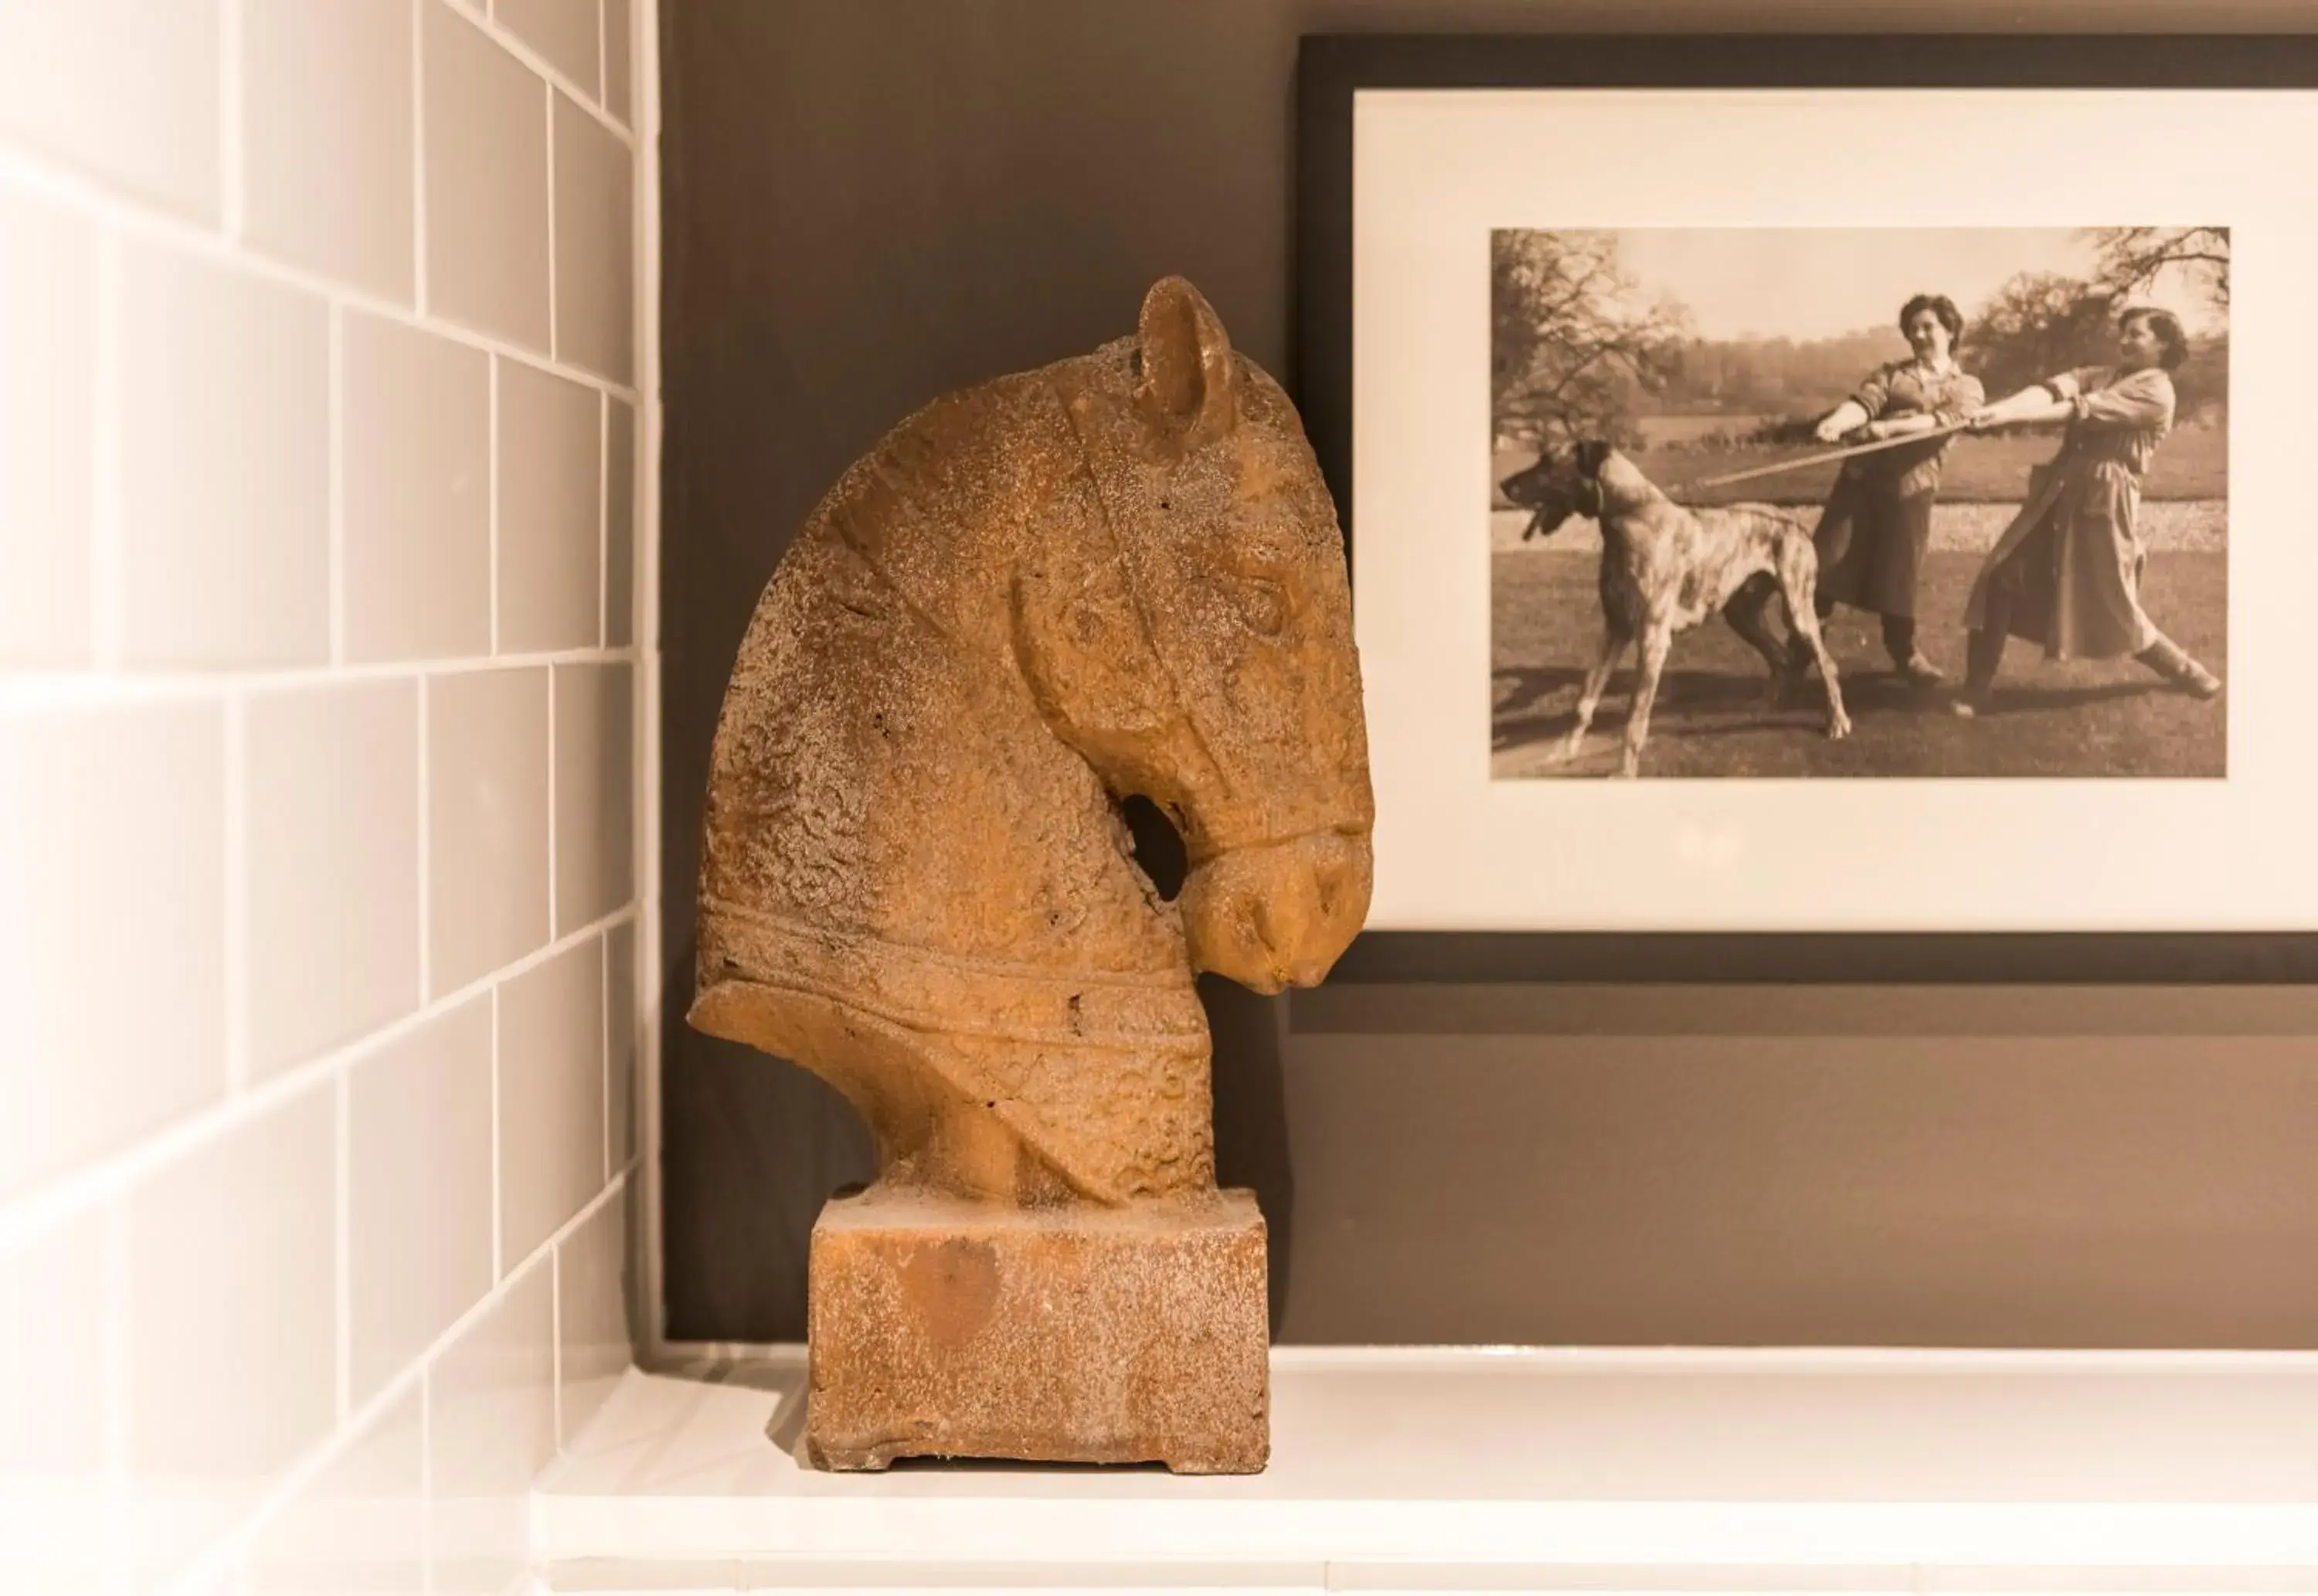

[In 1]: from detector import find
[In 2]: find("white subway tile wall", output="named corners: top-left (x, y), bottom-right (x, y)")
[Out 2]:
top-left (606, 396), bottom-right (637, 648)
top-left (427, 1257), bottom-right (556, 1596)
top-left (0, 0), bottom-right (223, 222)
top-left (494, 0), bottom-right (603, 100)
top-left (342, 311), bottom-right (495, 660)
top-left (118, 240), bottom-right (333, 668)
top-left (243, 679), bottom-right (423, 1078)
top-left (346, 1000), bottom-right (496, 1405)
top-left (556, 1183), bottom-right (632, 1445)
top-left (552, 90), bottom-right (636, 383)
top-left (0, 1206), bottom-right (111, 1595)
top-left (427, 665), bottom-right (553, 992)
top-left (555, 660), bottom-right (636, 932)
top-left (0, 704), bottom-right (227, 1195)
top-left (122, 1086), bottom-right (339, 1581)
top-left (241, 0), bottom-right (418, 304)
top-left (497, 358), bottom-right (604, 651)
top-left (604, 0), bottom-right (636, 124)
top-left (0, 1), bottom-right (647, 1591)
top-left (422, 1), bottom-right (552, 351)
top-left (0, 187), bottom-right (96, 666)
top-left (498, 940), bottom-right (610, 1268)
top-left (244, 1381), bottom-right (427, 1596)
top-left (607, 919), bottom-right (639, 1170)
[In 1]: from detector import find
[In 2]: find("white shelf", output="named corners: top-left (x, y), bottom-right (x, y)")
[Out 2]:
top-left (536, 1346), bottom-right (2318, 1592)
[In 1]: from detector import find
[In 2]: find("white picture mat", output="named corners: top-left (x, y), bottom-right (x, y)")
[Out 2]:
top-left (1352, 87), bottom-right (2318, 933)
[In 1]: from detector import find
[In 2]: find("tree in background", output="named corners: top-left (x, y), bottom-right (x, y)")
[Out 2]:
top-left (1660, 327), bottom-right (1908, 415)
top-left (1960, 270), bottom-right (2121, 401)
top-left (2090, 226), bottom-right (2229, 309)
top-left (1966, 235), bottom-right (2230, 423)
top-left (2092, 227), bottom-right (2229, 419)
top-left (2172, 334), bottom-right (2229, 421)
top-left (1491, 230), bottom-right (1689, 449)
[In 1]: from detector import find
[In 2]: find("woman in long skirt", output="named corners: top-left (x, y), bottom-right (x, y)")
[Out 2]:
top-left (1806, 294), bottom-right (1985, 685)
top-left (1951, 306), bottom-right (2221, 716)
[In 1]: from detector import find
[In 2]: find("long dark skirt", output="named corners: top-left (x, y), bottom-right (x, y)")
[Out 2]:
top-left (1963, 460), bottom-right (2157, 661)
top-left (1812, 468), bottom-right (1933, 620)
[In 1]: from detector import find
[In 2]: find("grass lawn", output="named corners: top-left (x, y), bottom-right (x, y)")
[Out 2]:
top-left (1491, 423), bottom-right (2228, 508)
top-left (1491, 548), bottom-right (2227, 779)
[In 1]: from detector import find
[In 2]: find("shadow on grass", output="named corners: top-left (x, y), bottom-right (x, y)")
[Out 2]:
top-left (1492, 661), bottom-right (1950, 752)
top-left (1972, 678), bottom-right (2167, 715)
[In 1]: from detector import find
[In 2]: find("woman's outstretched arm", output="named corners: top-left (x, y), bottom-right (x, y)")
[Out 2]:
top-left (2068, 369), bottom-right (2174, 432)
top-left (1814, 398), bottom-right (1871, 443)
top-left (1814, 365), bottom-right (1895, 443)
top-left (1969, 384), bottom-right (2075, 429)
top-left (1861, 411), bottom-right (1950, 440)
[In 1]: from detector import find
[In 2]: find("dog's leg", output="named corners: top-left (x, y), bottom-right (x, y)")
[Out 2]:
top-left (1616, 626), bottom-right (1674, 779)
top-left (1554, 620), bottom-right (1630, 763)
top-left (1776, 542), bottom-right (1851, 741)
top-left (1721, 574), bottom-right (1789, 705)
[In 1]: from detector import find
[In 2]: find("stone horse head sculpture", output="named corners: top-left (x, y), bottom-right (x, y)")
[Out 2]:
top-left (692, 277), bottom-right (1374, 1213)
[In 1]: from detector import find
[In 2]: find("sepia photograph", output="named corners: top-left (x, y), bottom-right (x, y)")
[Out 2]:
top-left (1331, 74), bottom-right (2318, 933)
top-left (1490, 226), bottom-right (2230, 780)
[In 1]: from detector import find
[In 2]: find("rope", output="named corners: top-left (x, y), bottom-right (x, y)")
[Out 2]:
top-left (1679, 420), bottom-right (1974, 494)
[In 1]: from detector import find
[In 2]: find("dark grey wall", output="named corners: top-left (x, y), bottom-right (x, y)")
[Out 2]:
top-left (658, 0), bottom-right (2318, 1346)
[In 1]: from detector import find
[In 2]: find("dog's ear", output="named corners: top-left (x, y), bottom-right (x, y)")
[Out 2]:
top-left (1575, 438), bottom-right (1613, 477)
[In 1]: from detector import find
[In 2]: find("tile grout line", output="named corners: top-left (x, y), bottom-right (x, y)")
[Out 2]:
top-left (491, 985), bottom-right (505, 1283)
top-left (607, 391), bottom-right (617, 648)
top-left (413, 0), bottom-right (429, 317)
top-left (545, 82), bottom-right (559, 362)
top-left (223, 694), bottom-right (249, 1094)
top-left (418, 683), bottom-right (433, 1002)
top-left (634, 0), bottom-right (668, 1357)
top-left (0, 648), bottom-right (646, 711)
top-left (489, 356), bottom-right (501, 655)
top-left (335, 1072), bottom-right (352, 1421)
top-left (100, 1196), bottom-right (131, 1596)
top-left (328, 304), bottom-right (346, 666)
top-left (600, 933), bottom-right (612, 1185)
top-left (441, 0), bottom-right (633, 143)
top-left (0, 141), bottom-right (637, 403)
top-left (547, 666), bottom-right (560, 938)
top-left (170, 1177), bottom-right (621, 1596)
top-left (90, 226), bottom-right (122, 668)
top-left (419, 1366), bottom-right (435, 1594)
top-left (219, 0), bottom-right (246, 242)
top-left (551, 1234), bottom-right (566, 1448)
top-left (0, 904), bottom-right (641, 1253)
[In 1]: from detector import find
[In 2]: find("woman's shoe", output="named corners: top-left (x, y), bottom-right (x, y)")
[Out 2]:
top-left (1895, 651), bottom-right (1946, 688)
top-left (2174, 660), bottom-right (2223, 700)
top-left (2137, 640), bottom-right (2222, 699)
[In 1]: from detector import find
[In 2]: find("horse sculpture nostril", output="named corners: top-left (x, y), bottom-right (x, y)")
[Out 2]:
top-left (1181, 830), bottom-right (1371, 993)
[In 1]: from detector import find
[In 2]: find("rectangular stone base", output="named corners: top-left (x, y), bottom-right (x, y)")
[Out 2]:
top-left (805, 1186), bottom-right (1269, 1474)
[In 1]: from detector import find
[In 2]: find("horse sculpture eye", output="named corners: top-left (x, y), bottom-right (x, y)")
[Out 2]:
top-left (1222, 575), bottom-right (1287, 637)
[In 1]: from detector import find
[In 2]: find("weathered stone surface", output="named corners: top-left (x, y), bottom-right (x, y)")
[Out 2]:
top-left (690, 277), bottom-right (1371, 1472)
top-left (806, 1187), bottom-right (1269, 1473)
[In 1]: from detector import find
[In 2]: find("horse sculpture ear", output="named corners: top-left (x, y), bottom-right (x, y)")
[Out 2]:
top-left (1134, 277), bottom-right (1236, 453)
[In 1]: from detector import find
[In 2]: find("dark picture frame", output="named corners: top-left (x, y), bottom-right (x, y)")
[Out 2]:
top-left (1295, 33), bottom-right (2318, 983)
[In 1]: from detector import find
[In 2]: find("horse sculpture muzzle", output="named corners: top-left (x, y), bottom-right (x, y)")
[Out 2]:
top-left (1180, 827), bottom-right (1371, 994)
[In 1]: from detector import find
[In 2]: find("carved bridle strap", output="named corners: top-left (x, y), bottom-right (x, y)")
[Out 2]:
top-left (1049, 376), bottom-right (1233, 837)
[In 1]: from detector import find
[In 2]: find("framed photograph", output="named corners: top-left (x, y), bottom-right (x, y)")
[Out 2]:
top-left (1298, 34), bottom-right (2318, 976)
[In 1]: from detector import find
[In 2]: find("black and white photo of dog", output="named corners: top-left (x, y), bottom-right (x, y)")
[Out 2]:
top-left (1500, 441), bottom-right (1850, 778)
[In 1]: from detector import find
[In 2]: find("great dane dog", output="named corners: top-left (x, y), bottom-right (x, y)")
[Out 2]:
top-left (1499, 439), bottom-right (1851, 778)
